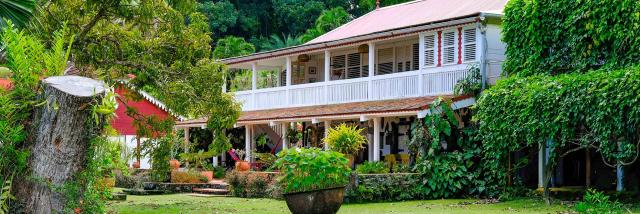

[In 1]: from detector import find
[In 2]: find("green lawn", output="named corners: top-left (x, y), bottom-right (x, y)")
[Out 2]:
top-left (106, 193), bottom-right (576, 214)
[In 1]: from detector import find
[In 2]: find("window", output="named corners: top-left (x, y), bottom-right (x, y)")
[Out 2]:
top-left (442, 31), bottom-right (456, 64)
top-left (463, 28), bottom-right (477, 62)
top-left (423, 34), bottom-right (436, 67)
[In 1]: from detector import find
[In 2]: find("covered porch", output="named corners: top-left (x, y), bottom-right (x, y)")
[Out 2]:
top-left (175, 95), bottom-right (476, 168)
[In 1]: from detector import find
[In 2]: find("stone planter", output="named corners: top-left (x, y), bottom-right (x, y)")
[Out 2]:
top-left (283, 186), bottom-right (345, 214)
top-left (169, 159), bottom-right (180, 170)
top-left (235, 161), bottom-right (250, 171)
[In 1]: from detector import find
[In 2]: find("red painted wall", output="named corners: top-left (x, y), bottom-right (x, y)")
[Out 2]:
top-left (111, 85), bottom-right (172, 135)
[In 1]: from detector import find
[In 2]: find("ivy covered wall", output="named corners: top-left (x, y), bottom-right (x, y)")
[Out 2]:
top-left (502, 0), bottom-right (640, 76)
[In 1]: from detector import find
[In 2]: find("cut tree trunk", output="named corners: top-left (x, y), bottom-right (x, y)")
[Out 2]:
top-left (14, 76), bottom-right (106, 214)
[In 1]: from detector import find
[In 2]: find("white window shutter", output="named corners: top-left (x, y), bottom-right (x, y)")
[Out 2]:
top-left (423, 34), bottom-right (435, 67)
top-left (442, 31), bottom-right (456, 64)
top-left (377, 48), bottom-right (394, 75)
top-left (463, 28), bottom-right (477, 62)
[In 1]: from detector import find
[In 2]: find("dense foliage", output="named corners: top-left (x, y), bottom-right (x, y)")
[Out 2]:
top-left (502, 0), bottom-right (640, 76)
top-left (355, 161), bottom-right (389, 174)
top-left (345, 174), bottom-right (421, 202)
top-left (225, 171), bottom-right (280, 198)
top-left (409, 98), bottom-right (486, 198)
top-left (273, 148), bottom-right (350, 193)
top-left (476, 66), bottom-right (640, 195)
top-left (324, 123), bottom-right (367, 155)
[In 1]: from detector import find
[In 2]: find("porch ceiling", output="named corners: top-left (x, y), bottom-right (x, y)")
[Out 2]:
top-left (175, 95), bottom-right (472, 127)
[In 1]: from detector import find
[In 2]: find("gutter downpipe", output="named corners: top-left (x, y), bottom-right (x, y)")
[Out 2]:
top-left (478, 15), bottom-right (488, 91)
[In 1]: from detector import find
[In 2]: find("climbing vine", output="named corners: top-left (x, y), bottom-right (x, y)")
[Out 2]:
top-left (502, 0), bottom-right (640, 76)
top-left (475, 66), bottom-right (640, 197)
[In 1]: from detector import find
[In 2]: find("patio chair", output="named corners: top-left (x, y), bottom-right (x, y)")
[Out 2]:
top-left (384, 155), bottom-right (397, 168)
top-left (398, 154), bottom-right (410, 165)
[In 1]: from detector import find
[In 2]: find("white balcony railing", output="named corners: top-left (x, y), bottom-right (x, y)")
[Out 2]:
top-left (233, 64), bottom-right (469, 111)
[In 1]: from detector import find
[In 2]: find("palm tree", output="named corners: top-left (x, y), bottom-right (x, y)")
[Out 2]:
top-left (213, 36), bottom-right (256, 59)
top-left (300, 7), bottom-right (352, 43)
top-left (0, 0), bottom-right (36, 28)
top-left (260, 34), bottom-right (302, 51)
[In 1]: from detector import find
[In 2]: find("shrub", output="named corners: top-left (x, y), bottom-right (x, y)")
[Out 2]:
top-left (575, 189), bottom-right (624, 214)
top-left (346, 174), bottom-right (422, 202)
top-left (274, 148), bottom-right (351, 193)
top-left (355, 161), bottom-right (389, 174)
top-left (255, 153), bottom-right (277, 170)
top-left (170, 171), bottom-right (208, 183)
top-left (225, 171), bottom-right (279, 198)
top-left (324, 124), bottom-right (367, 155)
top-left (213, 166), bottom-right (226, 179)
top-left (392, 164), bottom-right (412, 173)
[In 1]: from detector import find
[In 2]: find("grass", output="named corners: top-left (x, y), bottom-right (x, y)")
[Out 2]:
top-left (106, 193), bottom-right (574, 214)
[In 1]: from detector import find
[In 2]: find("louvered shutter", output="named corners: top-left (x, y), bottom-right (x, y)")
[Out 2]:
top-left (463, 28), bottom-right (477, 62)
top-left (442, 31), bottom-right (456, 64)
top-left (346, 53), bottom-right (361, 79)
top-left (412, 43), bottom-right (419, 70)
top-left (377, 48), bottom-right (394, 75)
top-left (423, 34), bottom-right (436, 67)
top-left (331, 55), bottom-right (345, 79)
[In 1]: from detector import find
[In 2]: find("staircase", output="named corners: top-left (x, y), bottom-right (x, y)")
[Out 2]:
top-left (192, 180), bottom-right (229, 196)
top-left (254, 124), bottom-right (285, 154)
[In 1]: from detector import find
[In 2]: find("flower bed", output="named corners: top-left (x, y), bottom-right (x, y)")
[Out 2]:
top-left (345, 173), bottom-right (422, 202)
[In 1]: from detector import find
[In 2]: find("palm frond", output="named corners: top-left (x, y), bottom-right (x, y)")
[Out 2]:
top-left (0, 0), bottom-right (36, 28)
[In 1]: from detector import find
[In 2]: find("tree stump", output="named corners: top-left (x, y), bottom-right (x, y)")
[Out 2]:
top-left (14, 76), bottom-right (106, 213)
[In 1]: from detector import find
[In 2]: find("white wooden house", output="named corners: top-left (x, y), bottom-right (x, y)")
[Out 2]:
top-left (177, 0), bottom-right (507, 167)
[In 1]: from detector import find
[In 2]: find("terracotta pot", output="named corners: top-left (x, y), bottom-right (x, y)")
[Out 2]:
top-left (132, 161), bottom-right (141, 169)
top-left (345, 154), bottom-right (354, 169)
top-left (283, 187), bottom-right (345, 214)
top-left (169, 159), bottom-right (180, 170)
top-left (200, 171), bottom-right (213, 181)
top-left (235, 161), bottom-right (250, 171)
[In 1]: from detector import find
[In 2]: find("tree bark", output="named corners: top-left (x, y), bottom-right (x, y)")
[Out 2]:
top-left (14, 76), bottom-right (106, 214)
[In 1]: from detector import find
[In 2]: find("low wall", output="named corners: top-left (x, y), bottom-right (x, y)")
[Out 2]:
top-left (142, 182), bottom-right (227, 193)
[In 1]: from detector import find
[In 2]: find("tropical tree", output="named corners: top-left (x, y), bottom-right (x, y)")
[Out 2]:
top-left (259, 34), bottom-right (301, 51)
top-left (213, 36), bottom-right (255, 59)
top-left (0, 0), bottom-right (35, 28)
top-left (300, 7), bottom-right (352, 43)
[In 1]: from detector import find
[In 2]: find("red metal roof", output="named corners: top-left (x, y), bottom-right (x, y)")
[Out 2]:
top-left (307, 0), bottom-right (508, 44)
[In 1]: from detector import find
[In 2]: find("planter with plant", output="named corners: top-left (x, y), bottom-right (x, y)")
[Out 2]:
top-left (180, 149), bottom-right (215, 181)
top-left (274, 148), bottom-right (351, 214)
top-left (234, 149), bottom-right (250, 171)
top-left (324, 123), bottom-right (367, 168)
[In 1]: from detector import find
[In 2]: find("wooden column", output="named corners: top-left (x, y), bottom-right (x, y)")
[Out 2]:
top-left (538, 143), bottom-right (544, 188)
top-left (324, 120), bottom-right (331, 150)
top-left (285, 56), bottom-right (292, 106)
top-left (367, 42), bottom-right (375, 100)
top-left (373, 117), bottom-right (381, 161)
top-left (282, 123), bottom-right (289, 150)
top-left (245, 125), bottom-right (252, 162)
top-left (418, 33), bottom-right (425, 95)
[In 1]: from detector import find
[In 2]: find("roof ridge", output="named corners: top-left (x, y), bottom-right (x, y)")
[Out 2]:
top-left (377, 0), bottom-right (426, 11)
top-left (307, 0), bottom-right (427, 44)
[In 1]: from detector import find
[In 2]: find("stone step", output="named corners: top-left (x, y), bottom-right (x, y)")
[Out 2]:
top-left (192, 188), bottom-right (230, 195)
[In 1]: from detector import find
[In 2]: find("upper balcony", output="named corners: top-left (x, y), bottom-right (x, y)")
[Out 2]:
top-left (226, 25), bottom-right (481, 112)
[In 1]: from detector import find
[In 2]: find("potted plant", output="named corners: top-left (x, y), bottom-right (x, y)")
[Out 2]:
top-left (180, 149), bottom-right (215, 181)
top-left (169, 141), bottom-right (181, 170)
top-left (274, 148), bottom-right (351, 214)
top-left (234, 149), bottom-right (250, 171)
top-left (324, 123), bottom-right (368, 167)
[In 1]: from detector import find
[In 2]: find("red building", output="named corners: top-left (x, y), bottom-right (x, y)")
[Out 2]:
top-left (110, 84), bottom-right (179, 169)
